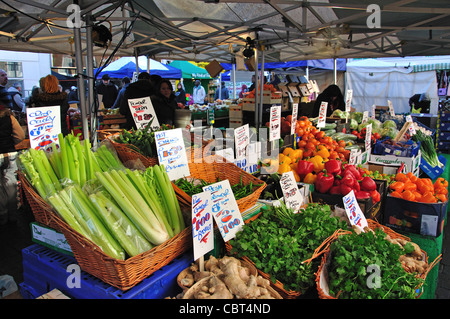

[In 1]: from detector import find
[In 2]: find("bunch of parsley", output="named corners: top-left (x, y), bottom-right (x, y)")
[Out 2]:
top-left (229, 203), bottom-right (348, 293)
top-left (327, 228), bottom-right (424, 299)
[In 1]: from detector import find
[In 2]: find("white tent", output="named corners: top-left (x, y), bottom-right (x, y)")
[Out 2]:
top-left (345, 58), bottom-right (439, 115)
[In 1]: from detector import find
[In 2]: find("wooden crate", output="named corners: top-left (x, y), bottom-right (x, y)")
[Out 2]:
top-left (229, 119), bottom-right (243, 128)
top-left (242, 90), bottom-right (282, 111)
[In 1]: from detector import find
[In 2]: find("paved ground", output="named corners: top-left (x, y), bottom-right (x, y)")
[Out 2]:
top-left (436, 219), bottom-right (450, 299)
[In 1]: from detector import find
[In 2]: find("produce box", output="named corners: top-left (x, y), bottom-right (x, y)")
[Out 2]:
top-left (311, 179), bottom-right (386, 220)
top-left (383, 196), bottom-right (448, 237)
top-left (420, 154), bottom-right (447, 180)
top-left (438, 121), bottom-right (450, 132)
top-left (21, 244), bottom-right (193, 299)
top-left (30, 222), bottom-right (72, 256)
top-left (438, 131), bottom-right (450, 141)
top-left (437, 141), bottom-right (450, 151)
top-left (368, 150), bottom-right (421, 176)
top-left (372, 138), bottom-right (420, 157)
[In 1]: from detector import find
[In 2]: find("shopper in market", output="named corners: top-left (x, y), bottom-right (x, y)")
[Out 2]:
top-left (119, 72), bottom-right (155, 130)
top-left (151, 78), bottom-right (179, 126)
top-left (192, 79), bottom-right (206, 105)
top-left (214, 81), bottom-right (229, 101)
top-left (239, 84), bottom-right (248, 98)
top-left (111, 76), bottom-right (130, 109)
top-left (8, 83), bottom-right (25, 113)
top-left (96, 74), bottom-right (118, 108)
top-left (67, 86), bottom-right (79, 103)
top-left (0, 69), bottom-right (13, 110)
top-left (312, 84), bottom-right (345, 117)
top-left (32, 74), bottom-right (70, 136)
top-left (0, 103), bottom-right (25, 225)
top-left (174, 82), bottom-right (187, 107)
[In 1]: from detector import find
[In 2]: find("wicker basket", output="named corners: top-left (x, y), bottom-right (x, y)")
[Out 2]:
top-left (224, 242), bottom-right (301, 299)
top-left (18, 170), bottom-right (193, 291)
top-left (110, 140), bottom-right (159, 168)
top-left (173, 161), bottom-right (266, 213)
top-left (97, 129), bottom-right (123, 141)
top-left (315, 219), bottom-right (435, 299)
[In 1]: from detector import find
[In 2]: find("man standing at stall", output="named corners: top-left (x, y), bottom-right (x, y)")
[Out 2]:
top-left (96, 74), bottom-right (118, 109)
top-left (0, 69), bottom-right (13, 109)
top-left (192, 80), bottom-right (206, 105)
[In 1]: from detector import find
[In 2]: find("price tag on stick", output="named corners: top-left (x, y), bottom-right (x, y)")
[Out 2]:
top-left (203, 180), bottom-right (243, 242)
top-left (317, 101), bottom-right (328, 129)
top-left (191, 192), bottom-right (214, 262)
top-left (291, 103), bottom-right (298, 135)
top-left (155, 128), bottom-right (190, 181)
top-left (343, 190), bottom-right (368, 232)
top-left (280, 171), bottom-right (304, 212)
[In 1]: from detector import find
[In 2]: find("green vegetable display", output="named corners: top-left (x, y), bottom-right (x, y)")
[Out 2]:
top-left (229, 203), bottom-right (348, 293)
top-left (412, 130), bottom-right (442, 168)
top-left (327, 228), bottom-right (424, 299)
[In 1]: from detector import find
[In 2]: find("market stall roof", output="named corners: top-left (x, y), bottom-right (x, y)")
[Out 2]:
top-left (220, 58), bottom-right (347, 71)
top-left (0, 1), bottom-right (450, 63)
top-left (94, 56), bottom-right (182, 79)
top-left (168, 60), bottom-right (211, 79)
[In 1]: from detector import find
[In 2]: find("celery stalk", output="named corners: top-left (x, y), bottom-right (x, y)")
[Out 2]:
top-left (35, 148), bottom-right (62, 192)
top-left (28, 148), bottom-right (57, 197)
top-left (75, 138), bottom-right (86, 186)
top-left (47, 192), bottom-right (88, 237)
top-left (66, 185), bottom-right (125, 260)
top-left (65, 136), bottom-right (79, 184)
top-left (18, 152), bottom-right (47, 198)
top-left (90, 191), bottom-right (153, 257)
top-left (95, 171), bottom-right (170, 245)
top-left (58, 133), bottom-right (70, 180)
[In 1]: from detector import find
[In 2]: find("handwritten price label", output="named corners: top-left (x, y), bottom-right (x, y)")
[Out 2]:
top-left (343, 190), bottom-right (368, 232)
top-left (128, 96), bottom-right (160, 130)
top-left (155, 128), bottom-right (190, 180)
top-left (191, 192), bottom-right (214, 260)
top-left (203, 180), bottom-right (243, 242)
top-left (27, 106), bottom-right (61, 151)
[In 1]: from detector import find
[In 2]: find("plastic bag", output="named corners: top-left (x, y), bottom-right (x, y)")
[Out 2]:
top-left (0, 275), bottom-right (18, 298)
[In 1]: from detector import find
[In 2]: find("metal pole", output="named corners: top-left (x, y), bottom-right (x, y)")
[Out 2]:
top-left (232, 63), bottom-right (236, 99)
top-left (258, 48), bottom-right (265, 130)
top-left (135, 49), bottom-right (140, 75)
top-left (85, 14), bottom-right (96, 149)
top-left (254, 48), bottom-right (259, 129)
top-left (334, 58), bottom-right (337, 84)
top-left (73, 26), bottom-right (89, 141)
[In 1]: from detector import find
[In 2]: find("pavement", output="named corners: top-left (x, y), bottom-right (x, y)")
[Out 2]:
top-left (436, 219), bottom-right (450, 298)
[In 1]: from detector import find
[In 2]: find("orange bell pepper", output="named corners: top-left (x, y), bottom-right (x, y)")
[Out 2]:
top-left (421, 191), bottom-right (438, 203)
top-left (412, 191), bottom-right (423, 202)
top-left (402, 190), bottom-right (415, 202)
top-left (434, 177), bottom-right (448, 190)
top-left (416, 179), bottom-right (433, 194)
top-left (389, 181), bottom-right (405, 193)
top-left (435, 187), bottom-right (448, 195)
top-left (395, 172), bottom-right (409, 183)
top-left (436, 193), bottom-right (448, 203)
top-left (406, 172), bottom-right (418, 182)
top-left (403, 182), bottom-right (417, 192)
top-left (390, 191), bottom-right (403, 198)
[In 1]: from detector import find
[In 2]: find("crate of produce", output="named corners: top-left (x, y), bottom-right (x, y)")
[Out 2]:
top-left (312, 179), bottom-right (387, 221)
top-left (229, 109), bottom-right (243, 120)
top-left (368, 151), bottom-right (421, 176)
top-left (172, 161), bottom-right (266, 213)
top-left (372, 138), bottom-right (420, 158)
top-left (420, 154), bottom-right (447, 180)
top-left (412, 119), bottom-right (436, 136)
top-left (21, 244), bottom-right (193, 299)
top-left (383, 195), bottom-right (448, 237)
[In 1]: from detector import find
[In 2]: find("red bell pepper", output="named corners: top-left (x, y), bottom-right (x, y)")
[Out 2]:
top-left (360, 176), bottom-right (377, 192)
top-left (324, 159), bottom-right (342, 176)
top-left (296, 160), bottom-right (314, 179)
top-left (329, 185), bottom-right (341, 194)
top-left (339, 184), bottom-right (353, 196)
top-left (370, 190), bottom-right (381, 203)
top-left (355, 190), bottom-right (371, 200)
top-left (315, 171), bottom-right (334, 194)
top-left (343, 164), bottom-right (362, 180)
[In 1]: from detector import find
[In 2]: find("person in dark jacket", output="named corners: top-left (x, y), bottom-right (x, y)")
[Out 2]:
top-left (119, 72), bottom-right (155, 130)
top-left (151, 79), bottom-right (178, 126)
top-left (0, 104), bottom-right (25, 224)
top-left (112, 76), bottom-right (130, 109)
top-left (214, 81), bottom-right (229, 100)
top-left (32, 74), bottom-right (70, 136)
top-left (67, 86), bottom-right (79, 103)
top-left (312, 84), bottom-right (345, 118)
top-left (174, 82), bottom-right (187, 106)
top-left (96, 74), bottom-right (118, 108)
top-left (0, 69), bottom-right (13, 109)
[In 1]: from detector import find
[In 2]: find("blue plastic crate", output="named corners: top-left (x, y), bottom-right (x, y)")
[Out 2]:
top-left (420, 154), bottom-right (447, 180)
top-left (19, 282), bottom-right (41, 299)
top-left (22, 244), bottom-right (193, 299)
top-left (439, 122), bottom-right (450, 132)
top-left (438, 131), bottom-right (450, 141)
top-left (413, 119), bottom-right (436, 136)
top-left (440, 112), bottom-right (450, 122)
top-left (437, 141), bottom-right (450, 151)
top-left (373, 138), bottom-right (420, 157)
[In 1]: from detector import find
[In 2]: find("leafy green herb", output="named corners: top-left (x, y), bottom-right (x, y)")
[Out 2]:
top-left (229, 203), bottom-right (348, 293)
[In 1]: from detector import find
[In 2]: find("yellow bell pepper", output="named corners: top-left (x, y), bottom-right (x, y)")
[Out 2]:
top-left (316, 144), bottom-right (330, 159)
top-left (303, 172), bottom-right (317, 184)
top-left (292, 170), bottom-right (301, 182)
top-left (308, 155), bottom-right (325, 173)
top-left (277, 162), bottom-right (291, 174)
top-left (282, 147), bottom-right (295, 157)
top-left (290, 149), bottom-right (303, 162)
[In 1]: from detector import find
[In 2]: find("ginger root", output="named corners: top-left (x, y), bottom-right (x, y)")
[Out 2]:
top-left (385, 235), bottom-right (427, 274)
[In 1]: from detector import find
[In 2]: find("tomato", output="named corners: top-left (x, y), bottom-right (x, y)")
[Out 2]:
top-left (338, 140), bottom-right (346, 148)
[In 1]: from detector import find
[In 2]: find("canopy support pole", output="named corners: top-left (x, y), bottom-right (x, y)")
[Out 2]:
top-left (258, 48), bottom-right (265, 130)
top-left (232, 62), bottom-right (236, 99)
top-left (334, 58), bottom-right (337, 84)
top-left (134, 49), bottom-right (140, 75)
top-left (254, 48), bottom-right (259, 129)
top-left (73, 25), bottom-right (89, 143)
top-left (85, 14), bottom-right (97, 149)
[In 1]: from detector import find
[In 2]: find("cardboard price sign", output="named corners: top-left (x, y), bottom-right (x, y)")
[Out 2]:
top-left (155, 128), bottom-right (190, 180)
top-left (280, 171), bottom-right (304, 212)
top-left (27, 106), bottom-right (61, 151)
top-left (234, 124), bottom-right (250, 160)
top-left (128, 97), bottom-right (160, 130)
top-left (191, 192), bottom-right (214, 261)
top-left (343, 190), bottom-right (368, 232)
top-left (269, 105), bottom-right (281, 141)
top-left (203, 180), bottom-right (243, 242)
top-left (317, 101), bottom-right (328, 128)
top-left (291, 103), bottom-right (298, 135)
top-left (345, 89), bottom-right (353, 113)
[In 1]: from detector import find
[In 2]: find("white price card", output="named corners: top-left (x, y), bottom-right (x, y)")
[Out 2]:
top-left (365, 123), bottom-right (372, 151)
top-left (234, 124), bottom-right (250, 159)
top-left (405, 115), bottom-right (416, 135)
top-left (203, 180), bottom-right (243, 242)
top-left (371, 104), bottom-right (376, 119)
top-left (317, 101), bottom-right (328, 128)
top-left (280, 171), bottom-right (304, 212)
top-left (155, 128), bottom-right (190, 180)
top-left (269, 104), bottom-right (281, 142)
top-left (349, 148), bottom-right (360, 165)
top-left (128, 96), bottom-right (160, 130)
top-left (191, 192), bottom-right (214, 261)
top-left (362, 111), bottom-right (368, 123)
top-left (27, 106), bottom-right (61, 151)
top-left (345, 89), bottom-right (353, 113)
top-left (343, 190), bottom-right (368, 232)
top-left (388, 100), bottom-right (395, 116)
top-left (291, 103), bottom-right (298, 135)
